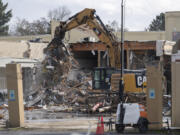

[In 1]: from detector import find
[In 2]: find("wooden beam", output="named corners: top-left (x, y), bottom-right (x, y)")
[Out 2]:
top-left (124, 43), bottom-right (156, 50)
top-left (70, 42), bottom-right (106, 51)
top-left (70, 41), bottom-right (156, 52)
top-left (98, 51), bottom-right (101, 67)
top-left (126, 49), bottom-right (130, 69)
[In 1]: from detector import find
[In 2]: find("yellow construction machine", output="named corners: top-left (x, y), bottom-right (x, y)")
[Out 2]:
top-left (50, 8), bottom-right (146, 93)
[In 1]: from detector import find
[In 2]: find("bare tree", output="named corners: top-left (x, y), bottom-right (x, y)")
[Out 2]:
top-left (12, 5), bottom-right (71, 36)
top-left (108, 20), bottom-right (120, 32)
top-left (107, 20), bottom-right (128, 32)
top-left (48, 6), bottom-right (71, 21)
top-left (31, 18), bottom-right (50, 34)
top-left (15, 18), bottom-right (32, 36)
top-left (14, 18), bottom-right (50, 36)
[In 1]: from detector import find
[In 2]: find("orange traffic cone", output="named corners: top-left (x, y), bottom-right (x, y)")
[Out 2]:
top-left (100, 116), bottom-right (104, 132)
top-left (96, 116), bottom-right (104, 135)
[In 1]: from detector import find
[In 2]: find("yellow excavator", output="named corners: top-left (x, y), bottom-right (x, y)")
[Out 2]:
top-left (53, 8), bottom-right (119, 67)
top-left (49, 8), bottom-right (146, 93)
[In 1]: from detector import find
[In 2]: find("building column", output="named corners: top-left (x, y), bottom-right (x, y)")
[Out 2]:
top-left (146, 64), bottom-right (163, 130)
top-left (6, 64), bottom-right (24, 127)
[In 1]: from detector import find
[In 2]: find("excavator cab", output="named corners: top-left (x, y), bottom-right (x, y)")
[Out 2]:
top-left (92, 67), bottom-right (116, 90)
top-left (92, 67), bottom-right (147, 92)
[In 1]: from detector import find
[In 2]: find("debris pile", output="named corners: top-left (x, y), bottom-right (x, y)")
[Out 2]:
top-left (24, 26), bottom-right (148, 114)
top-left (24, 27), bottom-right (112, 113)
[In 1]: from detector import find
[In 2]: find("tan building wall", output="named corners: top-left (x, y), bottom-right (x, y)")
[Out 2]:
top-left (0, 35), bottom-right (51, 42)
top-left (118, 31), bottom-right (165, 41)
top-left (0, 41), bottom-right (47, 61)
top-left (51, 20), bottom-right (166, 42)
top-left (172, 61), bottom-right (180, 127)
top-left (66, 29), bottom-right (165, 42)
top-left (51, 20), bottom-right (99, 43)
top-left (165, 11), bottom-right (180, 41)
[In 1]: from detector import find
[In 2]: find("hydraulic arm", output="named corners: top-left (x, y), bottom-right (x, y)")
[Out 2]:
top-left (54, 8), bottom-right (119, 67)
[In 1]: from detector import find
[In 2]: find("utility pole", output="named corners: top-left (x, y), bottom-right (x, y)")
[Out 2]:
top-left (119, 0), bottom-right (124, 102)
top-left (117, 0), bottom-right (125, 132)
top-left (120, 0), bottom-right (124, 81)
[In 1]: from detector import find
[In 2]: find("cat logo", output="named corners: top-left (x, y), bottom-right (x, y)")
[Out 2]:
top-left (136, 75), bottom-right (147, 87)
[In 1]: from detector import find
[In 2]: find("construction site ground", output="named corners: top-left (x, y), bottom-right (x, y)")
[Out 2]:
top-left (0, 126), bottom-right (179, 135)
top-left (0, 108), bottom-right (177, 135)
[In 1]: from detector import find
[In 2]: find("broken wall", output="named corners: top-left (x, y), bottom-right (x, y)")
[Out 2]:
top-left (129, 50), bottom-right (158, 69)
top-left (0, 68), bottom-right (6, 90)
top-left (0, 66), bottom-right (42, 99)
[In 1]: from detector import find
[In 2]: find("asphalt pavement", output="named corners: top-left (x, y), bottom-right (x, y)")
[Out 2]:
top-left (0, 129), bottom-right (172, 135)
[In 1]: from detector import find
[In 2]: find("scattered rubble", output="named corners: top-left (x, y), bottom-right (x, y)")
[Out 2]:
top-left (24, 29), bottom-right (110, 113)
top-left (22, 37), bottom-right (150, 113)
top-left (22, 31), bottom-right (126, 114)
top-left (20, 26), bottom-right (170, 116)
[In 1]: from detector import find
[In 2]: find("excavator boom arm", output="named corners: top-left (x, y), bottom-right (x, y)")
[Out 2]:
top-left (55, 8), bottom-right (119, 67)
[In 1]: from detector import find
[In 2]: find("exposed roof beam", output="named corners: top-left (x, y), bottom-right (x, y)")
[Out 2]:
top-left (70, 41), bottom-right (156, 51)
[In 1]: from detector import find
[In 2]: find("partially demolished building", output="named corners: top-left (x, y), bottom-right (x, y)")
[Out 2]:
top-left (0, 11), bottom-right (180, 115)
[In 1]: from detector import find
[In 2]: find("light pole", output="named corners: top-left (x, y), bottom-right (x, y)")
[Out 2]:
top-left (120, 0), bottom-right (124, 82)
top-left (117, 0), bottom-right (125, 132)
top-left (119, 0), bottom-right (125, 106)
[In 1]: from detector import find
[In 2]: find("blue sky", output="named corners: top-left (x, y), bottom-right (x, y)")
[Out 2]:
top-left (3, 0), bottom-right (180, 31)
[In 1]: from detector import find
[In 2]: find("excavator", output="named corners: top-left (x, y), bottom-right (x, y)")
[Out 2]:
top-left (50, 8), bottom-right (147, 93)
top-left (53, 8), bottom-right (119, 67)
top-left (47, 8), bottom-right (148, 133)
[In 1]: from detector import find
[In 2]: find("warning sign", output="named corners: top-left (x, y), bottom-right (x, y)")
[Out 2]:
top-left (149, 88), bottom-right (155, 99)
top-left (9, 90), bottom-right (15, 101)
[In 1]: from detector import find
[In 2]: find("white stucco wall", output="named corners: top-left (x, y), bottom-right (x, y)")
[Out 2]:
top-left (165, 11), bottom-right (180, 41)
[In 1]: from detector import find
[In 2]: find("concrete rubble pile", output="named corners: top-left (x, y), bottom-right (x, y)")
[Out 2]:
top-left (24, 33), bottom-right (111, 113)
